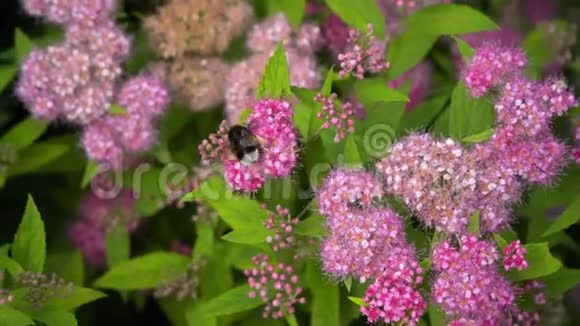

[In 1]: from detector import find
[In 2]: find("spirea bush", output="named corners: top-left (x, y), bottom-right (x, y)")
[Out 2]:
top-left (0, 0), bottom-right (580, 325)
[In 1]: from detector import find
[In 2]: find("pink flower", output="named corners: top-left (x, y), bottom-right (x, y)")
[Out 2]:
top-left (21, 0), bottom-right (117, 26)
top-left (463, 44), bottom-right (526, 97)
top-left (115, 74), bottom-right (170, 120)
top-left (263, 205), bottom-right (299, 252)
top-left (503, 240), bottom-right (528, 271)
top-left (338, 24), bottom-right (389, 79)
top-left (244, 255), bottom-right (305, 319)
top-left (81, 120), bottom-right (124, 169)
top-left (388, 61), bottom-right (432, 110)
top-left (321, 14), bottom-right (350, 55)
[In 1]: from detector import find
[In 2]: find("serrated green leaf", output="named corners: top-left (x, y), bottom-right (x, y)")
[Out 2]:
top-left (452, 36), bottom-right (475, 61)
top-left (198, 285), bottom-right (262, 317)
top-left (15, 28), bottom-right (35, 63)
top-left (509, 243), bottom-right (561, 281)
top-left (388, 30), bottom-right (437, 80)
top-left (12, 195), bottom-right (45, 273)
top-left (109, 104), bottom-right (128, 115)
top-left (0, 305), bottom-right (34, 326)
top-left (542, 194), bottom-right (580, 237)
top-left (1, 118), bottom-right (48, 150)
top-left (94, 252), bottom-right (189, 290)
top-left (353, 78), bottom-right (409, 106)
top-left (400, 95), bottom-right (449, 132)
top-left (0, 65), bottom-right (17, 92)
top-left (0, 255), bottom-right (24, 277)
top-left (268, 0), bottom-right (305, 28)
top-left (256, 43), bottom-right (291, 99)
top-left (542, 268), bottom-right (580, 298)
top-left (221, 228), bottom-right (271, 245)
top-left (6, 143), bottom-right (70, 177)
top-left (461, 128), bottom-right (495, 143)
top-left (105, 226), bottom-right (130, 268)
top-left (324, 0), bottom-right (385, 38)
top-left (294, 213), bottom-right (326, 237)
top-left (347, 296), bottom-right (366, 307)
top-left (29, 309), bottom-right (77, 326)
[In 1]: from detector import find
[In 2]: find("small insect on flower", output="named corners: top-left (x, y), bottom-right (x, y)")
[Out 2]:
top-left (227, 125), bottom-right (263, 166)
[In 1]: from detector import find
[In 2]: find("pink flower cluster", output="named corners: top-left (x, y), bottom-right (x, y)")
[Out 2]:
top-left (338, 24), bottom-right (389, 79)
top-left (17, 0), bottom-right (170, 169)
top-left (360, 251), bottom-right (426, 325)
top-left (512, 280), bottom-right (547, 324)
top-left (200, 99), bottom-right (298, 192)
top-left (81, 74), bottom-right (170, 169)
top-left (68, 190), bottom-right (141, 269)
top-left (376, 133), bottom-right (521, 234)
top-left (573, 122), bottom-right (580, 164)
top-left (225, 13), bottom-right (322, 123)
top-left (316, 168), bottom-right (426, 323)
top-left (432, 235), bottom-right (517, 324)
top-left (245, 254), bottom-right (305, 319)
top-left (463, 45), bottom-right (576, 186)
top-left (313, 93), bottom-right (355, 142)
top-left (263, 205), bottom-right (299, 252)
top-left (503, 240), bottom-right (528, 271)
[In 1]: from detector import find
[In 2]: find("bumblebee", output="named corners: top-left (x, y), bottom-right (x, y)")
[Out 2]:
top-left (227, 125), bottom-right (261, 165)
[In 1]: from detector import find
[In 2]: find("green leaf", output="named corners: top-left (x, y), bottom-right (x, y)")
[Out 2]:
top-left (94, 252), bottom-right (190, 290)
top-left (0, 65), bottom-right (17, 92)
top-left (468, 211), bottom-right (480, 234)
top-left (268, 0), bottom-right (305, 28)
top-left (542, 194), bottom-right (580, 237)
top-left (29, 309), bottom-right (77, 326)
top-left (406, 4), bottom-right (498, 36)
top-left (12, 195), bottom-right (46, 273)
top-left (185, 302), bottom-right (217, 326)
top-left (509, 243), bottom-right (561, 281)
top-left (80, 161), bottom-right (99, 188)
top-left (353, 78), bottom-right (409, 106)
top-left (452, 36), bottom-right (475, 61)
top-left (449, 81), bottom-right (495, 139)
top-left (387, 31), bottom-right (438, 80)
top-left (6, 143), bottom-right (70, 177)
top-left (307, 263), bottom-right (340, 326)
top-left (461, 128), bottom-right (495, 143)
top-left (238, 108), bottom-right (252, 124)
top-left (15, 28), bottom-right (35, 63)
top-left (105, 226), bottom-right (130, 268)
top-left (109, 104), bottom-right (128, 115)
top-left (1, 118), bottom-right (48, 150)
top-left (344, 277), bottom-right (352, 292)
top-left (43, 287), bottom-right (105, 311)
top-left (343, 134), bottom-right (363, 166)
top-left (541, 268), bottom-right (580, 298)
top-left (400, 95), bottom-right (449, 132)
top-left (522, 20), bottom-right (571, 79)
top-left (221, 228), bottom-right (271, 245)
top-left (324, 0), bottom-right (385, 38)
top-left (0, 305), bottom-right (34, 326)
top-left (0, 255), bottom-right (24, 277)
top-left (255, 43), bottom-right (291, 99)
top-left (285, 313), bottom-right (299, 326)
top-left (493, 234), bottom-right (509, 249)
top-left (44, 251), bottom-right (84, 286)
top-left (294, 213), bottom-right (326, 237)
top-left (347, 296), bottom-right (366, 307)
top-left (198, 285), bottom-right (262, 317)
top-left (428, 304), bottom-right (447, 326)
top-left (321, 67), bottom-right (334, 97)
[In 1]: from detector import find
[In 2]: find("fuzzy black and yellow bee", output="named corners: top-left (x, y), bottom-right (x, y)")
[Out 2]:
top-left (227, 125), bottom-right (262, 165)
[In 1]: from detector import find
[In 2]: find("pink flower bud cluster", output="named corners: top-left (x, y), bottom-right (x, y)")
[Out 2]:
top-left (225, 13), bottom-right (322, 123)
top-left (432, 235), bottom-right (517, 324)
top-left (68, 190), bottom-right (141, 269)
top-left (245, 254), bottom-right (306, 319)
top-left (313, 93), bottom-right (355, 142)
top-left (338, 24), bottom-right (389, 79)
top-left (200, 99), bottom-right (298, 192)
top-left (21, 0), bottom-right (117, 26)
top-left (262, 205), bottom-right (299, 252)
top-left (154, 259), bottom-right (204, 301)
top-left (512, 280), bottom-right (547, 324)
top-left (15, 272), bottom-right (74, 308)
top-left (360, 250), bottom-right (426, 325)
top-left (81, 74), bottom-right (170, 169)
top-left (0, 289), bottom-right (13, 305)
top-left (503, 240), bottom-right (528, 271)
